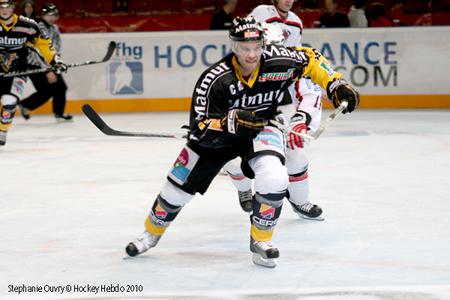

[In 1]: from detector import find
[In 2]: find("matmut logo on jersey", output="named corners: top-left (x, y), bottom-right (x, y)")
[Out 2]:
top-left (0, 36), bottom-right (28, 46)
top-left (108, 42), bottom-right (143, 95)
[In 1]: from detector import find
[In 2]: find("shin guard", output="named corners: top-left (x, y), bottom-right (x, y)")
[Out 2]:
top-left (250, 193), bottom-right (284, 242)
top-left (145, 194), bottom-right (182, 236)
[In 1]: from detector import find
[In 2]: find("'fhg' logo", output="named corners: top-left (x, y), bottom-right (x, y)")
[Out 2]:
top-left (108, 42), bottom-right (143, 95)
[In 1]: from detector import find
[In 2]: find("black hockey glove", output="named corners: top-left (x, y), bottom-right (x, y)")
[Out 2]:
top-left (327, 78), bottom-right (360, 113)
top-left (222, 109), bottom-right (268, 138)
top-left (51, 56), bottom-right (68, 74)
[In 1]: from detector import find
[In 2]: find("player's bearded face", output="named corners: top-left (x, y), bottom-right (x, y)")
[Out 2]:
top-left (234, 40), bottom-right (264, 74)
top-left (0, 3), bottom-right (14, 20)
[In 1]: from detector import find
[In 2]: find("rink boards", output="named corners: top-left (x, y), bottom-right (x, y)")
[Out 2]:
top-left (23, 27), bottom-right (450, 113)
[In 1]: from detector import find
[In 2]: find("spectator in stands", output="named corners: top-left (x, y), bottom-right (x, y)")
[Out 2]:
top-left (367, 2), bottom-right (392, 27)
top-left (210, 0), bottom-right (238, 30)
top-left (303, 0), bottom-right (319, 9)
top-left (20, 0), bottom-right (36, 19)
top-left (320, 0), bottom-right (350, 27)
top-left (348, 0), bottom-right (368, 27)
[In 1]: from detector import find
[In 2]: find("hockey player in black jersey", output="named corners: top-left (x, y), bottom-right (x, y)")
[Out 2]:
top-left (0, 0), bottom-right (66, 146)
top-left (125, 16), bottom-right (359, 268)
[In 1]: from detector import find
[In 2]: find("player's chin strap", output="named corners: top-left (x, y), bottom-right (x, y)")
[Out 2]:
top-left (270, 101), bottom-right (348, 141)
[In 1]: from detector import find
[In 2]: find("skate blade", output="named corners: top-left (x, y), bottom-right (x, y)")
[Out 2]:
top-left (252, 253), bottom-right (277, 268)
top-left (299, 214), bottom-right (325, 221)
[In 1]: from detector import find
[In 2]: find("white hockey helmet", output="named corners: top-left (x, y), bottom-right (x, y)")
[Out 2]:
top-left (261, 22), bottom-right (285, 45)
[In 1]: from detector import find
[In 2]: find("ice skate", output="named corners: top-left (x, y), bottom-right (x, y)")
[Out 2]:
top-left (0, 131), bottom-right (7, 146)
top-left (250, 237), bottom-right (279, 268)
top-left (238, 189), bottom-right (253, 213)
top-left (55, 113), bottom-right (73, 121)
top-left (125, 231), bottom-right (161, 257)
top-left (290, 201), bottom-right (324, 221)
top-left (18, 104), bottom-right (30, 120)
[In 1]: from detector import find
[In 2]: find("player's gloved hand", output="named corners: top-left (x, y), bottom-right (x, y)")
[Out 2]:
top-left (287, 111), bottom-right (311, 149)
top-left (327, 78), bottom-right (360, 113)
top-left (51, 57), bottom-right (68, 74)
top-left (222, 109), bottom-right (268, 138)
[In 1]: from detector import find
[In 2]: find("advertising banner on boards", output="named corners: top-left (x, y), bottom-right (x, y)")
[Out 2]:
top-left (24, 27), bottom-right (450, 111)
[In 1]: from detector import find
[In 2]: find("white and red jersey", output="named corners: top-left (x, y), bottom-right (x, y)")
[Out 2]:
top-left (249, 4), bottom-right (303, 47)
top-left (250, 5), bottom-right (322, 134)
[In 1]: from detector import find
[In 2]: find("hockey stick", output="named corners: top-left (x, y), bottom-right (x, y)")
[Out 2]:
top-left (82, 104), bottom-right (184, 139)
top-left (307, 101), bottom-right (348, 140)
top-left (270, 101), bottom-right (348, 141)
top-left (0, 41), bottom-right (116, 78)
top-left (83, 100), bottom-right (347, 140)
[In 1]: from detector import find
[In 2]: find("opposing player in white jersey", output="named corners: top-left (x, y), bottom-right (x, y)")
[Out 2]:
top-left (223, 0), bottom-right (325, 220)
top-left (250, 0), bottom-right (303, 47)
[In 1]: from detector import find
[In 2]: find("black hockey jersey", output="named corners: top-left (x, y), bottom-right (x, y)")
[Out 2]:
top-left (0, 14), bottom-right (56, 73)
top-left (189, 44), bottom-right (341, 148)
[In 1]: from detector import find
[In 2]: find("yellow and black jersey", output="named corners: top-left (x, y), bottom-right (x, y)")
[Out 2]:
top-left (0, 14), bottom-right (56, 73)
top-left (189, 44), bottom-right (342, 148)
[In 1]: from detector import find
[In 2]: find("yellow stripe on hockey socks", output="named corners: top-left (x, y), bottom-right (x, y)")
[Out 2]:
top-left (0, 123), bottom-right (10, 131)
top-left (251, 225), bottom-right (273, 242)
top-left (144, 218), bottom-right (166, 236)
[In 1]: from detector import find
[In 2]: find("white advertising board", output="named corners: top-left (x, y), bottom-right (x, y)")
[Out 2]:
top-left (23, 27), bottom-right (450, 107)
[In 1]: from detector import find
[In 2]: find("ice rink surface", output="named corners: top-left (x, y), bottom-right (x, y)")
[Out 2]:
top-left (1, 109), bottom-right (450, 300)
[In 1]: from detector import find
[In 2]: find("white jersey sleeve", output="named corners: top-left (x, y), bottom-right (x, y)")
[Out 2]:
top-left (296, 79), bottom-right (323, 133)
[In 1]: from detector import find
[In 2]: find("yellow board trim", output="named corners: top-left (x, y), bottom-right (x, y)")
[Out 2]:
top-left (22, 95), bottom-right (450, 115)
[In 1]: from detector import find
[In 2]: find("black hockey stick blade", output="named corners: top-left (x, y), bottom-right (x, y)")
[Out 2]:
top-left (82, 104), bottom-right (181, 139)
top-left (102, 41), bottom-right (117, 62)
top-left (67, 41), bottom-right (116, 68)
